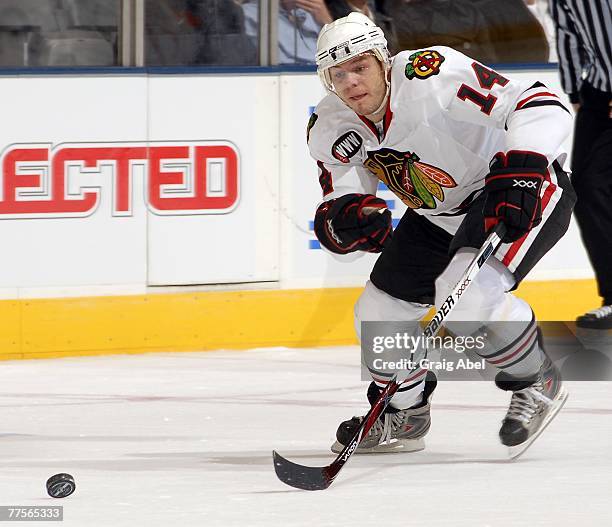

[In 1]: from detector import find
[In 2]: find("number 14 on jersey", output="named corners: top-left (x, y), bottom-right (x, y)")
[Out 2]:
top-left (457, 62), bottom-right (509, 115)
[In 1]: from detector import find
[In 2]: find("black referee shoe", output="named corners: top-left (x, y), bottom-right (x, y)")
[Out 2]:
top-left (576, 305), bottom-right (612, 329)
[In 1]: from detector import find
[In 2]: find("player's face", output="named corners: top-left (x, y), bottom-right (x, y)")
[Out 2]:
top-left (329, 54), bottom-right (386, 117)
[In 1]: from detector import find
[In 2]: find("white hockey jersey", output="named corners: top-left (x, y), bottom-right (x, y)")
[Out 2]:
top-left (307, 46), bottom-right (573, 233)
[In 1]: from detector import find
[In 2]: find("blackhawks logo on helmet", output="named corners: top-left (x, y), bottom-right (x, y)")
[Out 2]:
top-left (364, 148), bottom-right (456, 209)
top-left (405, 50), bottom-right (445, 80)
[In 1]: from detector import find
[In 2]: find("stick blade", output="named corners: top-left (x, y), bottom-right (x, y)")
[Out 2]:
top-left (272, 450), bottom-right (334, 491)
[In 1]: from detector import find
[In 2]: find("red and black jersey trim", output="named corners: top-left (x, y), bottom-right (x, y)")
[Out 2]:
top-left (514, 85), bottom-right (570, 114)
top-left (509, 160), bottom-right (575, 282)
top-left (382, 98), bottom-right (393, 140)
top-left (317, 161), bottom-right (334, 196)
top-left (358, 114), bottom-right (379, 141)
top-left (357, 96), bottom-right (394, 142)
top-left (518, 99), bottom-right (571, 114)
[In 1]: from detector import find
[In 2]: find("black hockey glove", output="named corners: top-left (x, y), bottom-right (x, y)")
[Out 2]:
top-left (483, 151), bottom-right (547, 243)
top-left (314, 193), bottom-right (392, 254)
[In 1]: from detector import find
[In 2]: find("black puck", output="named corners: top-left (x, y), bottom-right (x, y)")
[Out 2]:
top-left (46, 473), bottom-right (76, 498)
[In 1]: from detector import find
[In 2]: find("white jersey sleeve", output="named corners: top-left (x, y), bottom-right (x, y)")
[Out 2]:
top-left (306, 97), bottom-right (383, 261)
top-left (395, 46), bottom-right (573, 164)
top-left (307, 95), bottom-right (379, 203)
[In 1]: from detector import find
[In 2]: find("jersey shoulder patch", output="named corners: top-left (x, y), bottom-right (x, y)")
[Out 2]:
top-left (331, 130), bottom-right (363, 163)
top-left (404, 49), bottom-right (446, 80)
top-left (308, 95), bottom-right (366, 164)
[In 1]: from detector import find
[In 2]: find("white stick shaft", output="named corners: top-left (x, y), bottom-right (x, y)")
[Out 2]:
top-left (423, 223), bottom-right (506, 339)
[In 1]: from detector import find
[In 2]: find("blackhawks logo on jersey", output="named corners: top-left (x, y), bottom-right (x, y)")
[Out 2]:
top-left (364, 148), bottom-right (456, 209)
top-left (405, 50), bottom-right (445, 80)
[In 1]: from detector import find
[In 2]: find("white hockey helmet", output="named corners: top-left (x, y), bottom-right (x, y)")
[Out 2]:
top-left (316, 12), bottom-right (390, 92)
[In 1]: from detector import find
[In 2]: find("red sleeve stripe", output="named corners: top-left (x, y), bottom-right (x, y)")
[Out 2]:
top-left (515, 91), bottom-right (559, 110)
top-left (317, 161), bottom-right (334, 196)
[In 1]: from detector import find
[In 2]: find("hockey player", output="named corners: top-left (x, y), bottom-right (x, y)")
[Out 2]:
top-left (308, 12), bottom-right (576, 456)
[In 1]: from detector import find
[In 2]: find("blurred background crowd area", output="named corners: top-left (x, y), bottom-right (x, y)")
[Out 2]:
top-left (0, 0), bottom-right (556, 68)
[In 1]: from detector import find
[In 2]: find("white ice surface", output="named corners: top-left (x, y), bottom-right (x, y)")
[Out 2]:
top-left (0, 347), bottom-right (610, 527)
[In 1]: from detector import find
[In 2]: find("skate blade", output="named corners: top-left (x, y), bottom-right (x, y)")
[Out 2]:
top-left (507, 386), bottom-right (569, 461)
top-left (330, 437), bottom-right (425, 455)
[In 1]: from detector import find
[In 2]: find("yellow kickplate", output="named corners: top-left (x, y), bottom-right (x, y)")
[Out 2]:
top-left (0, 279), bottom-right (599, 360)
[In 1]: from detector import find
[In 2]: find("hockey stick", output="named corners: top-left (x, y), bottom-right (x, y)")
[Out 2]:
top-left (272, 222), bottom-right (507, 491)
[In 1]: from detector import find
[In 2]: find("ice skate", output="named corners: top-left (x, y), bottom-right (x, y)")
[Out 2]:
top-left (576, 305), bottom-right (612, 330)
top-left (495, 356), bottom-right (568, 460)
top-left (331, 372), bottom-right (436, 454)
